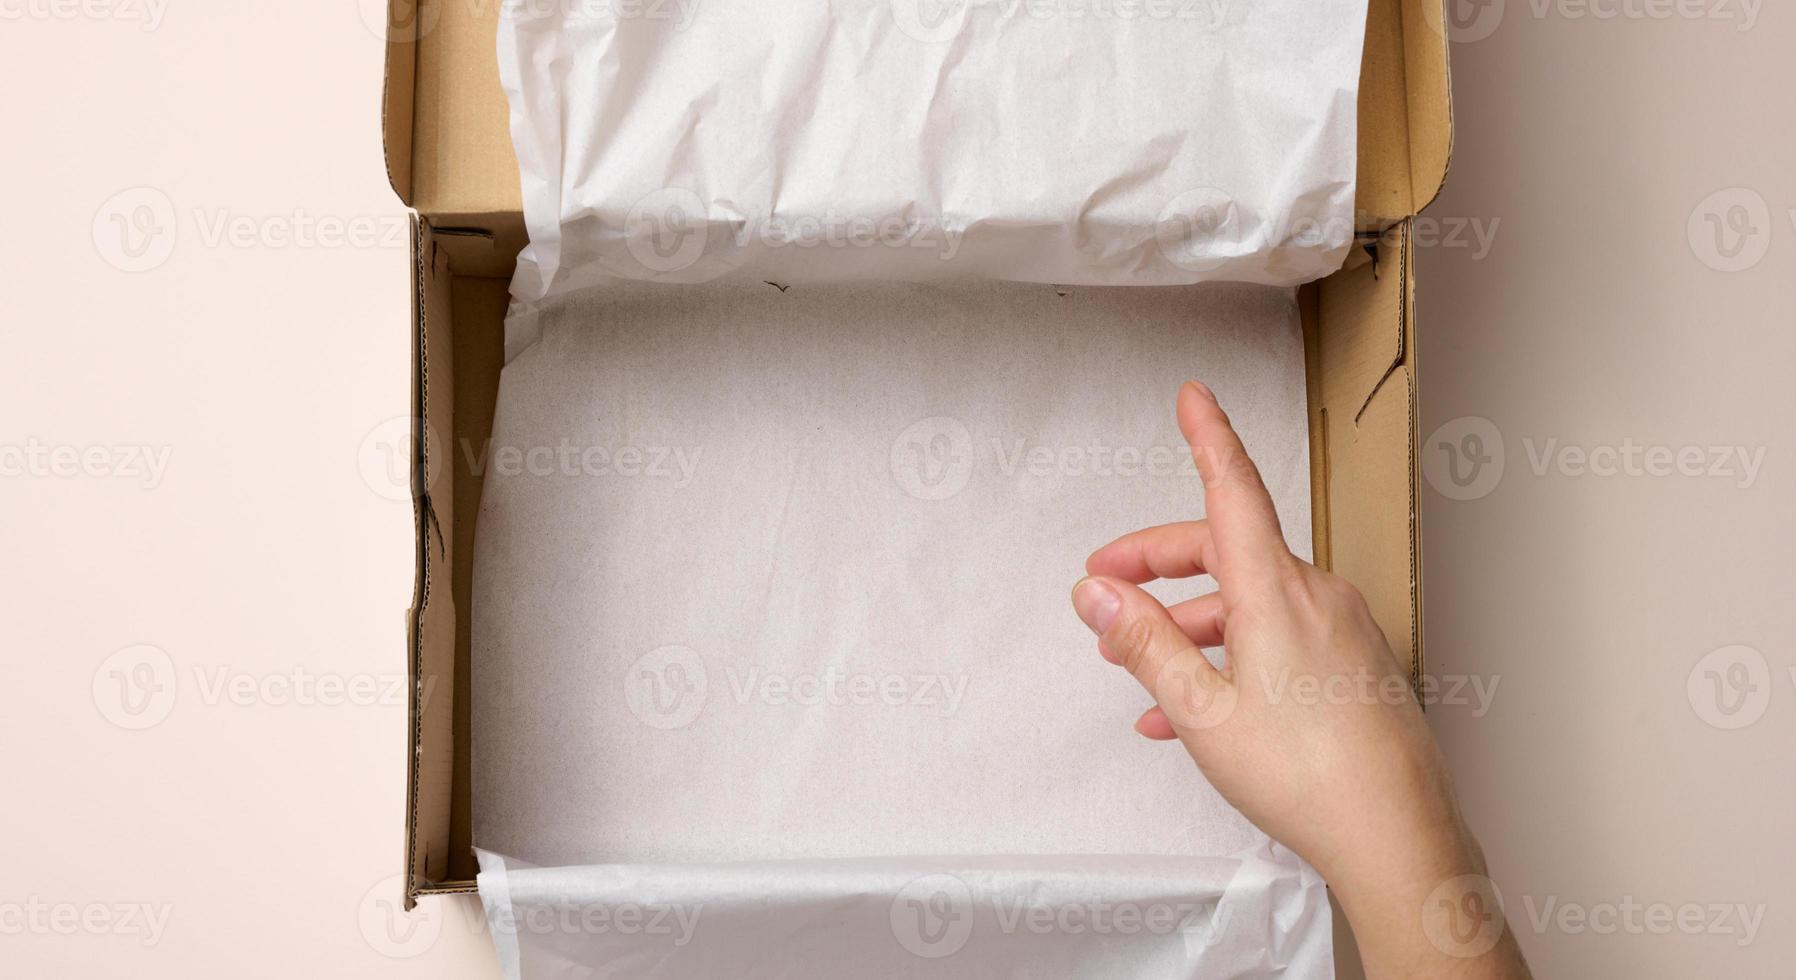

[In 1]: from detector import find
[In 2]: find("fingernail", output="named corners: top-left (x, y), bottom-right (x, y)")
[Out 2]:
top-left (1072, 578), bottom-right (1122, 635)
top-left (1185, 379), bottom-right (1216, 403)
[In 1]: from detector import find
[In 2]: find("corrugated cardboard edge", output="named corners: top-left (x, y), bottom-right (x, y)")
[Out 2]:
top-left (403, 222), bottom-right (461, 907)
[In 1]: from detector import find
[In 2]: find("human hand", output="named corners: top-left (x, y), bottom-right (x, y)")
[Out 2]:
top-left (1071, 381), bottom-right (1529, 978)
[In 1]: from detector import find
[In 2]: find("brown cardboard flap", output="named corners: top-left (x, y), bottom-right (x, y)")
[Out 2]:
top-left (380, 0), bottom-right (1453, 228)
top-left (1304, 225), bottom-right (1420, 679)
top-left (379, 0), bottom-right (419, 206)
top-left (409, 0), bottom-right (519, 216)
top-left (1401, 0), bottom-right (1453, 213)
top-left (405, 224), bottom-right (460, 905)
top-left (1356, 0), bottom-right (1453, 226)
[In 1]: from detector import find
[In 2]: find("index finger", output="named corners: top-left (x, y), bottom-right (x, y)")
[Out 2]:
top-left (1177, 381), bottom-right (1292, 591)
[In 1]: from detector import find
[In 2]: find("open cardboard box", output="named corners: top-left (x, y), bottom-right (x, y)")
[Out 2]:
top-left (380, 0), bottom-right (1451, 944)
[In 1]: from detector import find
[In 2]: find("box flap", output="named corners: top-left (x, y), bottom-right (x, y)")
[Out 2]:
top-left (380, 0), bottom-right (1453, 228)
top-left (1303, 224), bottom-right (1422, 680)
top-left (379, 0), bottom-right (420, 206)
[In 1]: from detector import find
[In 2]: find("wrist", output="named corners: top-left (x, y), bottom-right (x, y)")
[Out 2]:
top-left (1327, 821), bottom-right (1522, 977)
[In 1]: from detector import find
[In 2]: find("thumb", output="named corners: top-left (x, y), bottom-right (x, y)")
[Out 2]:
top-left (1073, 576), bottom-right (1239, 732)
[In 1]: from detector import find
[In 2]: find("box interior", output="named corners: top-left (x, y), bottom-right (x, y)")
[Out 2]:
top-left (470, 279), bottom-right (1315, 870)
top-left (386, 0), bottom-right (1448, 897)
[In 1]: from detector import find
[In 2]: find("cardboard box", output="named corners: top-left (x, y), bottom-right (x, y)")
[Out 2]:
top-left (381, 0), bottom-right (1450, 911)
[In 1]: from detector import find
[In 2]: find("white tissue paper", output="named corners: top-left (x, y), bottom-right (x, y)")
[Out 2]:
top-left (472, 279), bottom-right (1329, 978)
top-left (496, 0), bottom-right (1368, 297)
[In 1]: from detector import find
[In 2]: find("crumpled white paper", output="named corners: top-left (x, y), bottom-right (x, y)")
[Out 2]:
top-left (476, 845), bottom-right (1332, 979)
top-left (471, 279), bottom-right (1329, 978)
top-left (496, 0), bottom-right (1368, 298)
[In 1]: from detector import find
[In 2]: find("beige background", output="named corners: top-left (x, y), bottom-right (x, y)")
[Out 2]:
top-left (0, 1), bottom-right (1790, 977)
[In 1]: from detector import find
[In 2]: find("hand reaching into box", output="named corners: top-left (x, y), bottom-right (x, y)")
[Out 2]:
top-left (1072, 382), bottom-right (1532, 980)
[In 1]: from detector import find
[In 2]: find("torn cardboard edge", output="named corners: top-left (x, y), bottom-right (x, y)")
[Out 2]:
top-left (386, 0), bottom-right (1447, 907)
